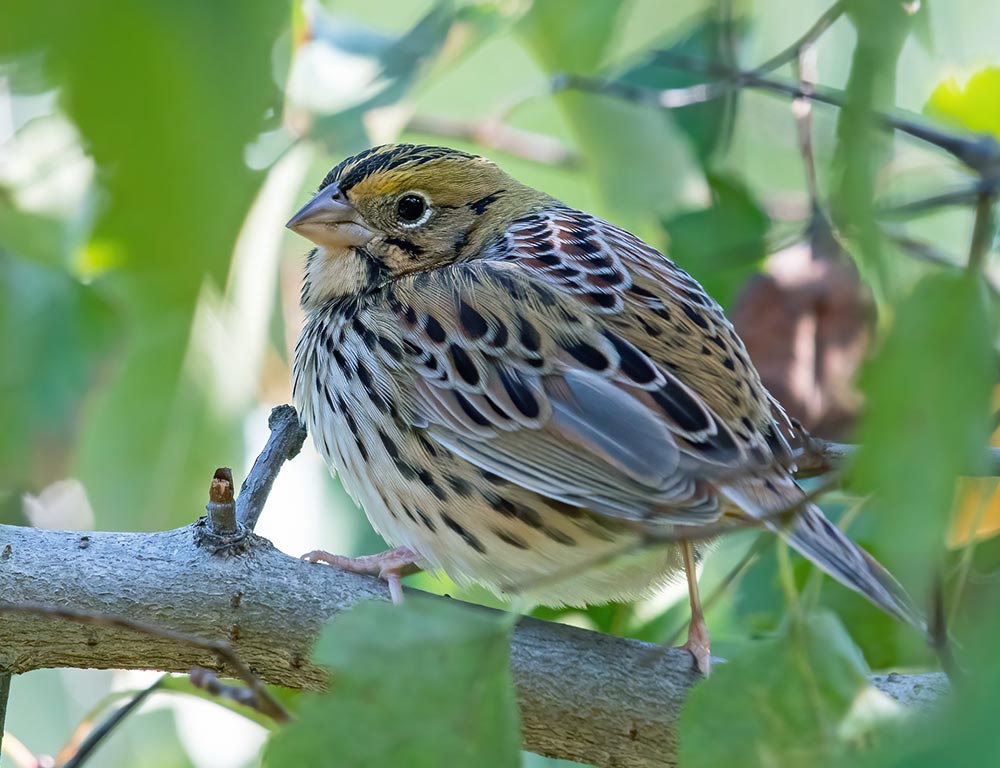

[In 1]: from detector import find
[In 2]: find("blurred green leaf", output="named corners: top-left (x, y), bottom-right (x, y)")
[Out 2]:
top-left (679, 611), bottom-right (869, 768)
top-left (0, 0), bottom-right (287, 528)
top-left (662, 173), bottom-right (769, 305)
top-left (733, 516), bottom-right (930, 670)
top-left (0, 198), bottom-right (69, 267)
top-left (305, 2), bottom-right (510, 154)
top-left (924, 67), bottom-right (1000, 139)
top-left (621, 14), bottom-right (746, 167)
top-left (516, 0), bottom-right (625, 75)
top-left (517, 0), bottom-right (691, 231)
top-left (859, 600), bottom-right (1000, 768)
top-left (832, 0), bottom-right (917, 300)
top-left (0, 254), bottom-right (118, 489)
top-left (852, 274), bottom-right (996, 593)
top-left (264, 597), bottom-right (520, 768)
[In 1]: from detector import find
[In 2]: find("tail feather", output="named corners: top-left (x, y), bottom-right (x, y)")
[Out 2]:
top-left (721, 475), bottom-right (926, 633)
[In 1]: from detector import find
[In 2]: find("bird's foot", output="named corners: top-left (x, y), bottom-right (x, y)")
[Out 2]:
top-left (301, 546), bottom-right (419, 604)
top-left (678, 614), bottom-right (712, 677)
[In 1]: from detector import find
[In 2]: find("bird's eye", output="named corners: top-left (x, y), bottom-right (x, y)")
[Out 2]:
top-left (396, 194), bottom-right (428, 225)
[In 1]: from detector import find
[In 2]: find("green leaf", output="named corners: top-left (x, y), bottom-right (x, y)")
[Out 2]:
top-left (264, 598), bottom-right (520, 768)
top-left (0, 254), bottom-right (118, 489)
top-left (1, 0), bottom-right (287, 528)
top-left (924, 66), bottom-right (1000, 139)
top-left (852, 274), bottom-right (996, 592)
top-left (304, 3), bottom-right (510, 154)
top-left (515, 0), bottom-right (626, 76)
top-left (832, 0), bottom-right (917, 300)
top-left (661, 173), bottom-right (769, 306)
top-left (517, 0), bottom-right (692, 231)
top-left (679, 611), bottom-right (869, 768)
top-left (733, 517), bottom-right (931, 670)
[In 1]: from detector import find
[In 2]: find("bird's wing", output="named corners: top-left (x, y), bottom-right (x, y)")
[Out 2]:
top-left (492, 207), bottom-right (791, 463)
top-left (369, 209), bottom-right (785, 524)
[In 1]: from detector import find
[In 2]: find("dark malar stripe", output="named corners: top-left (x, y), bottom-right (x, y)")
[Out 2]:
top-left (384, 236), bottom-right (425, 259)
top-left (357, 247), bottom-right (389, 286)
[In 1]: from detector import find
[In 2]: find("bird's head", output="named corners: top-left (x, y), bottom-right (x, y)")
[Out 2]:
top-left (287, 143), bottom-right (549, 310)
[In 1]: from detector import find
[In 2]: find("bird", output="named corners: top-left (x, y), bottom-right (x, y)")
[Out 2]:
top-left (286, 143), bottom-right (922, 675)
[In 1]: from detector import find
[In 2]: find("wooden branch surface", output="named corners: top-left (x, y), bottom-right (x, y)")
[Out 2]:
top-left (0, 521), bottom-right (947, 768)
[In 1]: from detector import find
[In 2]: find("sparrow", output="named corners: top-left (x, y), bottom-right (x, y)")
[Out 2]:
top-left (286, 143), bottom-right (921, 674)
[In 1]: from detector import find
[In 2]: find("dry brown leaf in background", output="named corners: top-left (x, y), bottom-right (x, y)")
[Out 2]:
top-left (731, 215), bottom-right (875, 440)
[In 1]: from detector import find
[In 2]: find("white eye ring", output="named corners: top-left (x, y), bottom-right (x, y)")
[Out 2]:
top-left (396, 192), bottom-right (432, 228)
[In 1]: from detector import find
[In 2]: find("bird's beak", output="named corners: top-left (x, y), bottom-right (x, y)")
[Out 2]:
top-left (286, 183), bottom-right (375, 249)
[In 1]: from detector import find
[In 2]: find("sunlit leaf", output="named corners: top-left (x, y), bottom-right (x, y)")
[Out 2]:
top-left (679, 611), bottom-right (869, 768)
top-left (925, 67), bottom-right (1000, 139)
top-left (264, 597), bottom-right (520, 768)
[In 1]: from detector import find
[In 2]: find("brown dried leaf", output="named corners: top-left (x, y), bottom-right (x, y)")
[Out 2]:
top-left (731, 216), bottom-right (874, 440)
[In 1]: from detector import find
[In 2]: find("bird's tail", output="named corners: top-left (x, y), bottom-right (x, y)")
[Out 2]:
top-left (720, 474), bottom-right (925, 633)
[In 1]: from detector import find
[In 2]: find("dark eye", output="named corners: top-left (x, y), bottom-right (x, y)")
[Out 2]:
top-left (396, 194), bottom-right (427, 224)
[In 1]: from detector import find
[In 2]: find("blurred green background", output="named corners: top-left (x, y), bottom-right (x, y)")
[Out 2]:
top-left (2, 0), bottom-right (999, 766)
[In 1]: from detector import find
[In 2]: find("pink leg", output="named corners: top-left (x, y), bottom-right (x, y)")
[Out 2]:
top-left (302, 546), bottom-right (419, 605)
top-left (678, 542), bottom-right (711, 676)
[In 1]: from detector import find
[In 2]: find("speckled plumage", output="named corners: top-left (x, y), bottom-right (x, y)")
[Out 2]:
top-left (289, 144), bottom-right (921, 631)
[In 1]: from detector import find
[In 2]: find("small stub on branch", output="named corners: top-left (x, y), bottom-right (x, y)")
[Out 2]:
top-left (207, 468), bottom-right (237, 535)
top-left (196, 467), bottom-right (250, 556)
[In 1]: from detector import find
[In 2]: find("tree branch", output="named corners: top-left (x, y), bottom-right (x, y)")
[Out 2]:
top-left (554, 62), bottom-right (1000, 176)
top-left (405, 114), bottom-right (580, 169)
top-left (0, 519), bottom-right (946, 768)
top-left (793, 438), bottom-right (1000, 478)
top-left (0, 408), bottom-right (958, 767)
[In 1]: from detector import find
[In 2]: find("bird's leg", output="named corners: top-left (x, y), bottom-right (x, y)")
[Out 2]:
top-left (679, 541), bottom-right (711, 676)
top-left (301, 546), bottom-right (419, 604)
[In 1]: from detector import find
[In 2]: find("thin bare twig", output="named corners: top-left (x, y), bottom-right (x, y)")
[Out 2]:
top-left (0, 730), bottom-right (45, 768)
top-left (967, 191), bottom-right (996, 275)
top-left (880, 186), bottom-right (984, 218)
top-left (189, 667), bottom-right (273, 715)
top-left (0, 603), bottom-right (289, 724)
top-left (930, 573), bottom-right (963, 686)
top-left (236, 404), bottom-right (307, 530)
top-left (598, 2), bottom-right (845, 114)
top-left (405, 114), bottom-right (580, 169)
top-left (0, 674), bottom-right (10, 763)
top-left (61, 676), bottom-right (165, 768)
top-left (793, 437), bottom-right (1000, 478)
top-left (793, 42), bottom-right (820, 208)
top-left (757, 0), bottom-right (846, 73)
top-left (554, 62), bottom-right (1000, 175)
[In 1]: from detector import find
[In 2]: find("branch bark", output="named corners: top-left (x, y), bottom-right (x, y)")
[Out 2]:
top-left (0, 521), bottom-right (947, 768)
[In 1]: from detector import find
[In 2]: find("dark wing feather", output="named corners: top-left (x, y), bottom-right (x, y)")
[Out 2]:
top-left (371, 232), bottom-right (770, 524)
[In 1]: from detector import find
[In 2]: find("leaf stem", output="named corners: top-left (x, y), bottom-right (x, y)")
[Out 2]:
top-left (967, 191), bottom-right (996, 275)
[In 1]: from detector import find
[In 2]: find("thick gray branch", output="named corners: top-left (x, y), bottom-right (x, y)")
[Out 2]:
top-left (0, 522), bottom-right (945, 768)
